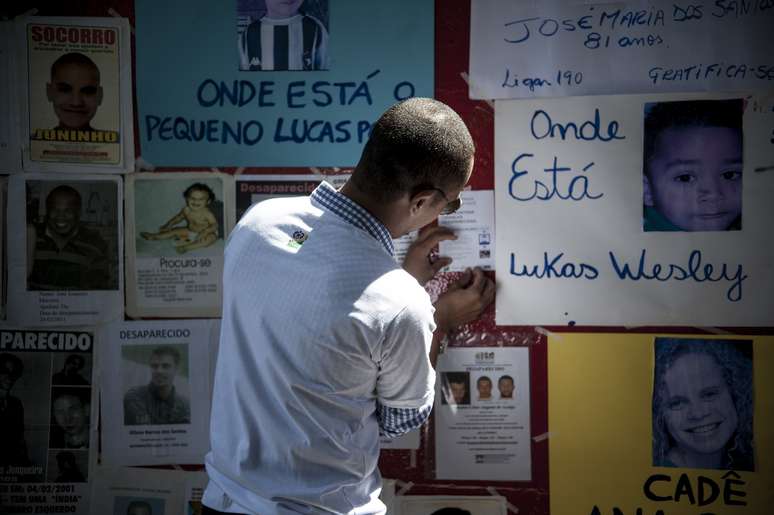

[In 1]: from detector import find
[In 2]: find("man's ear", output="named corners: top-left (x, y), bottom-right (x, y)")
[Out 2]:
top-left (643, 175), bottom-right (654, 207)
top-left (96, 86), bottom-right (103, 106)
top-left (46, 82), bottom-right (54, 102)
top-left (409, 189), bottom-right (436, 216)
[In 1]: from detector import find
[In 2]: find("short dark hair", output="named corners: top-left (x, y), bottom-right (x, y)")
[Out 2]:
top-left (50, 52), bottom-right (100, 82)
top-left (643, 98), bottom-right (743, 177)
top-left (0, 353), bottom-right (24, 381)
top-left (65, 354), bottom-right (85, 369)
top-left (444, 371), bottom-right (467, 386)
top-left (52, 387), bottom-right (89, 407)
top-left (352, 98), bottom-right (475, 202)
top-left (498, 374), bottom-right (514, 385)
top-left (150, 346), bottom-right (182, 366)
top-left (430, 509), bottom-right (472, 515)
top-left (183, 183), bottom-right (215, 202)
top-left (476, 376), bottom-right (491, 386)
top-left (46, 185), bottom-right (82, 212)
top-left (126, 500), bottom-right (152, 515)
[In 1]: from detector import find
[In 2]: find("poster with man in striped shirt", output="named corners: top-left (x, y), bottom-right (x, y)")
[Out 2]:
top-left (237, 0), bottom-right (329, 71)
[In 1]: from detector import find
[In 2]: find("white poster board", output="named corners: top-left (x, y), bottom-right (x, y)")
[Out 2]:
top-left (0, 327), bottom-right (97, 515)
top-left (438, 190), bottom-right (494, 272)
top-left (125, 172), bottom-right (235, 318)
top-left (89, 466), bottom-right (186, 515)
top-left (495, 92), bottom-right (774, 326)
top-left (435, 347), bottom-right (531, 481)
top-left (17, 16), bottom-right (134, 173)
top-left (470, 0), bottom-right (774, 99)
top-left (7, 173), bottom-right (123, 327)
top-left (100, 319), bottom-right (217, 466)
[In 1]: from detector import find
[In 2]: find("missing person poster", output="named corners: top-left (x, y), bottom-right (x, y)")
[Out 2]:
top-left (437, 190), bottom-right (494, 272)
top-left (126, 172), bottom-right (234, 318)
top-left (469, 0), bottom-right (774, 99)
top-left (548, 333), bottom-right (774, 515)
top-left (0, 22), bottom-right (21, 173)
top-left (495, 92), bottom-right (774, 326)
top-left (393, 495), bottom-right (507, 515)
top-left (235, 173), bottom-right (348, 222)
top-left (183, 471), bottom-right (207, 515)
top-left (19, 16), bottom-right (134, 172)
top-left (100, 320), bottom-right (217, 466)
top-left (6, 173), bottom-right (123, 327)
top-left (89, 466), bottom-right (186, 515)
top-left (434, 347), bottom-right (531, 481)
top-left (0, 328), bottom-right (97, 515)
top-left (135, 0), bottom-right (433, 167)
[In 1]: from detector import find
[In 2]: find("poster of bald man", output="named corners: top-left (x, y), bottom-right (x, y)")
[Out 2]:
top-left (18, 16), bottom-right (133, 172)
top-left (6, 173), bottom-right (123, 327)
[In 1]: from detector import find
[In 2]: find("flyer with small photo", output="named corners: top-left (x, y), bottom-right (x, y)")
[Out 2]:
top-left (6, 173), bottom-right (123, 327)
top-left (99, 319), bottom-right (218, 466)
top-left (126, 172), bottom-right (235, 318)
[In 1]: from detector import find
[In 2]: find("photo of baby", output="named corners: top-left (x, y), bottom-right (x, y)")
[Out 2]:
top-left (141, 183), bottom-right (219, 255)
top-left (642, 98), bottom-right (744, 232)
top-left (133, 177), bottom-right (225, 258)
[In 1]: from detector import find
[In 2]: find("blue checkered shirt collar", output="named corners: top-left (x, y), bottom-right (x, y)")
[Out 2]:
top-left (310, 181), bottom-right (395, 256)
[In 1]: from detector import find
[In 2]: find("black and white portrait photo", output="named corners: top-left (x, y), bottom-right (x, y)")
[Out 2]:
top-left (26, 179), bottom-right (119, 291)
top-left (642, 98), bottom-right (743, 232)
top-left (440, 372), bottom-right (470, 406)
top-left (652, 337), bottom-right (754, 471)
top-left (122, 344), bottom-right (191, 426)
top-left (49, 387), bottom-right (91, 449)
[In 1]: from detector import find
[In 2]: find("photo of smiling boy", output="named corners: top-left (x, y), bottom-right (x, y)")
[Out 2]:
top-left (25, 20), bottom-right (129, 169)
top-left (26, 181), bottom-right (119, 291)
top-left (642, 98), bottom-right (744, 232)
top-left (46, 52), bottom-right (103, 131)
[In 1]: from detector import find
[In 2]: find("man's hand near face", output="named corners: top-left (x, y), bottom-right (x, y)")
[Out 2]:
top-left (402, 226), bottom-right (496, 367)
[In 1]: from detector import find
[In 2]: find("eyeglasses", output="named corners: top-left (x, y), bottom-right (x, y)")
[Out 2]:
top-left (431, 187), bottom-right (462, 215)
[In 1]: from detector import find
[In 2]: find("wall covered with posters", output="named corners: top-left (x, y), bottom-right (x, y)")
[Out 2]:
top-left (0, 0), bottom-right (772, 514)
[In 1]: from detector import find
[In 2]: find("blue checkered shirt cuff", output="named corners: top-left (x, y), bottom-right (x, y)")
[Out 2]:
top-left (376, 402), bottom-right (433, 438)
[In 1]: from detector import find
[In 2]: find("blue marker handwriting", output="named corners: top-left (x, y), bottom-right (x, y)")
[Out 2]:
top-left (142, 71), bottom-right (414, 145)
top-left (530, 108), bottom-right (625, 142)
top-left (508, 154), bottom-right (603, 202)
top-left (511, 251), bottom-right (599, 279)
top-left (648, 63), bottom-right (774, 84)
top-left (501, 3), bottom-right (771, 47)
top-left (501, 69), bottom-right (582, 91)
top-left (503, 8), bottom-right (665, 45)
top-left (509, 248), bottom-right (746, 302)
top-left (609, 248), bottom-right (746, 302)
